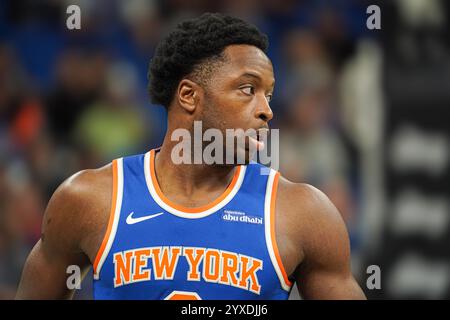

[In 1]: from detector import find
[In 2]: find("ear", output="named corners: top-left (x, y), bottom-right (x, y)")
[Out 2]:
top-left (177, 79), bottom-right (202, 113)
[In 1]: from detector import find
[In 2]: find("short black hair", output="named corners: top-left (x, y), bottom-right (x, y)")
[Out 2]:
top-left (148, 13), bottom-right (269, 109)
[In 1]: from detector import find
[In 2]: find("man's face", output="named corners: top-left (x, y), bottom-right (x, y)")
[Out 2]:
top-left (199, 44), bottom-right (275, 164)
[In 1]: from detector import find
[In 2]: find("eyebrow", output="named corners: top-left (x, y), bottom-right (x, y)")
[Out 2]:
top-left (239, 72), bottom-right (275, 88)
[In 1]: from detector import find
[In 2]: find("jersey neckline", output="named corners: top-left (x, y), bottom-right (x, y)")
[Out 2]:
top-left (144, 148), bottom-right (246, 218)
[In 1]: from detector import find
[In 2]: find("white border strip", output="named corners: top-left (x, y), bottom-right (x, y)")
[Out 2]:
top-left (94, 158), bottom-right (124, 280)
top-left (264, 169), bottom-right (292, 291)
top-left (144, 151), bottom-right (246, 219)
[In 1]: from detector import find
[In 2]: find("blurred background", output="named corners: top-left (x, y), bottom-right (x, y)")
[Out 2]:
top-left (0, 0), bottom-right (449, 300)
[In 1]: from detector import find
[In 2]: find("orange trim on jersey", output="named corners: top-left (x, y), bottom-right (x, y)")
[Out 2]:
top-left (149, 149), bottom-right (241, 213)
top-left (270, 172), bottom-right (293, 288)
top-left (93, 159), bottom-right (118, 275)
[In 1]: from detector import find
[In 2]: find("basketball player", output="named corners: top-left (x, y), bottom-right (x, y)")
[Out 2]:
top-left (16, 13), bottom-right (366, 300)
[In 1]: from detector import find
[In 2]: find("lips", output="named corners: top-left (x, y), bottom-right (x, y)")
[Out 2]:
top-left (248, 135), bottom-right (264, 151)
top-left (248, 128), bottom-right (269, 151)
top-left (256, 128), bottom-right (269, 140)
top-left (231, 127), bottom-right (270, 152)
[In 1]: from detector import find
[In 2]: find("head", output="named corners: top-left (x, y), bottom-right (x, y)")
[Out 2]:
top-left (148, 13), bottom-right (274, 164)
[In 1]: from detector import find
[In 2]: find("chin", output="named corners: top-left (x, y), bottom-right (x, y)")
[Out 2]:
top-left (233, 148), bottom-right (256, 165)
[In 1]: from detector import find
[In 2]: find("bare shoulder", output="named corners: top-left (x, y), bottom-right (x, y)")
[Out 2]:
top-left (277, 175), bottom-right (345, 226)
top-left (15, 163), bottom-right (114, 299)
top-left (53, 163), bottom-right (113, 210)
top-left (275, 174), bottom-right (350, 266)
top-left (42, 163), bottom-right (113, 261)
top-left (276, 174), bottom-right (365, 299)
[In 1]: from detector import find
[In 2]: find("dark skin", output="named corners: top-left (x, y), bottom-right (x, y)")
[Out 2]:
top-left (16, 44), bottom-right (366, 299)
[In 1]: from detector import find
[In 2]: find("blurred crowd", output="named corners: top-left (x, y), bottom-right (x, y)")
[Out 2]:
top-left (0, 0), bottom-right (377, 299)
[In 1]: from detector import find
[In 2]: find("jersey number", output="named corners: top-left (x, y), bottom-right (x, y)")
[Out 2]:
top-left (164, 290), bottom-right (202, 300)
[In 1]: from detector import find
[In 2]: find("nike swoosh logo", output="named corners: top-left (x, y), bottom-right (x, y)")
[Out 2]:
top-left (126, 212), bottom-right (164, 225)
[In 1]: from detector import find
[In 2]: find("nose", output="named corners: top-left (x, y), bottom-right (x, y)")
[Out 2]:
top-left (255, 95), bottom-right (273, 123)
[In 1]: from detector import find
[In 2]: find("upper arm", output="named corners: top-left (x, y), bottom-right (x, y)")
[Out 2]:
top-left (288, 184), bottom-right (366, 300)
top-left (15, 169), bottom-right (107, 299)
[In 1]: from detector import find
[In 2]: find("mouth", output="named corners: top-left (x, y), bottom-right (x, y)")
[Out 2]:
top-left (248, 135), bottom-right (264, 151)
top-left (247, 128), bottom-right (269, 151)
top-left (256, 128), bottom-right (270, 140)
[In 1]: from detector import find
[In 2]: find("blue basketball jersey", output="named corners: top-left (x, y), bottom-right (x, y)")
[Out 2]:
top-left (92, 149), bottom-right (294, 299)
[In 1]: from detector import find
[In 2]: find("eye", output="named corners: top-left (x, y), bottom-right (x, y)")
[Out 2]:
top-left (240, 85), bottom-right (254, 95)
top-left (266, 93), bottom-right (273, 102)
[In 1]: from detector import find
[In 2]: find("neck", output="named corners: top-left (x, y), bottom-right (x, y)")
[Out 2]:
top-left (154, 130), bottom-right (239, 205)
